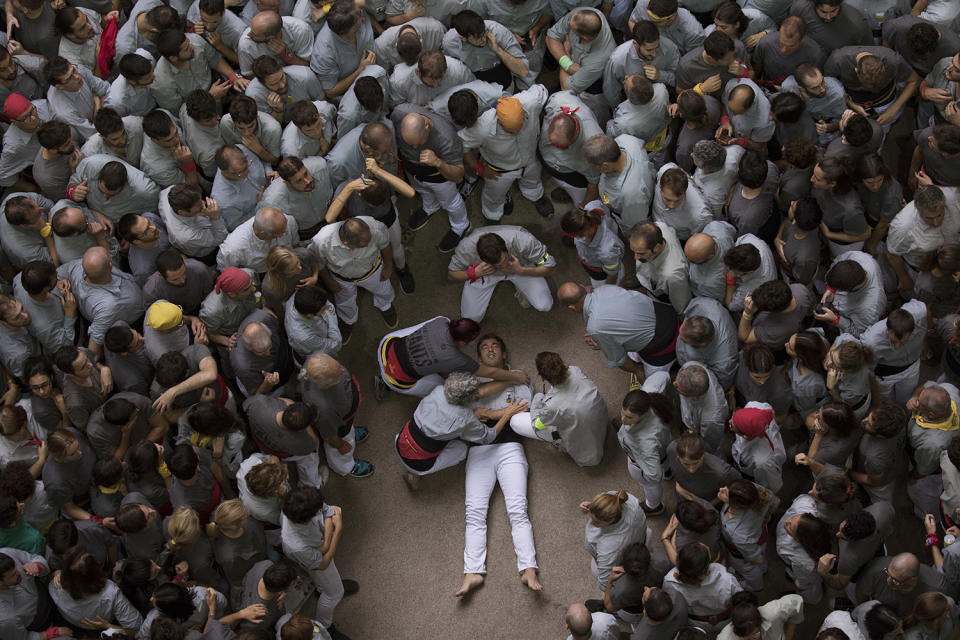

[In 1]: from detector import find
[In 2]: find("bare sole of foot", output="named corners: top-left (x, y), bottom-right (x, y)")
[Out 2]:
top-left (520, 568), bottom-right (542, 592)
top-left (455, 573), bottom-right (485, 597)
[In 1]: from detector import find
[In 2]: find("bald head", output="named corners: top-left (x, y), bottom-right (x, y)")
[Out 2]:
top-left (242, 322), bottom-right (272, 355)
top-left (82, 246), bottom-right (111, 282)
top-left (250, 11), bottom-right (281, 38)
top-left (565, 603), bottom-right (592, 636)
top-left (303, 353), bottom-right (342, 388)
top-left (888, 552), bottom-right (920, 584)
top-left (684, 234), bottom-right (717, 263)
top-left (253, 207), bottom-right (287, 237)
top-left (919, 386), bottom-right (953, 421)
top-left (728, 84), bottom-right (755, 115)
top-left (558, 282), bottom-right (587, 309)
top-left (51, 206), bottom-right (86, 236)
top-left (570, 10), bottom-right (602, 39)
top-left (400, 113), bottom-right (430, 147)
top-left (547, 113), bottom-right (578, 147)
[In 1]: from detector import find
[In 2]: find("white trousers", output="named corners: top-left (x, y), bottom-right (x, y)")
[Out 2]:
top-left (463, 442), bottom-right (538, 574)
top-left (627, 352), bottom-right (675, 378)
top-left (332, 263), bottom-right (396, 325)
top-left (387, 218), bottom-right (406, 270)
top-left (461, 272), bottom-right (553, 322)
top-left (307, 559), bottom-right (344, 628)
top-left (322, 426), bottom-right (356, 476)
top-left (395, 435), bottom-right (469, 476)
top-left (377, 319), bottom-right (446, 397)
top-left (288, 452), bottom-right (324, 487)
top-left (509, 412), bottom-right (555, 443)
top-left (409, 176), bottom-right (470, 234)
top-left (480, 162), bottom-right (545, 220)
top-left (876, 362), bottom-right (920, 406)
top-left (553, 176), bottom-right (588, 205)
top-left (626, 458), bottom-right (663, 508)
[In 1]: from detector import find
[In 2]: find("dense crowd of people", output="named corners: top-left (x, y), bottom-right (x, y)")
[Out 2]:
top-left (0, 0), bottom-right (958, 636)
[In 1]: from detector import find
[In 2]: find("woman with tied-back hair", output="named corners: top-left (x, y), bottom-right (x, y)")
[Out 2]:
top-left (161, 506), bottom-right (219, 587)
top-left (825, 336), bottom-right (876, 421)
top-left (580, 490), bottom-right (651, 591)
top-left (559, 202), bottom-right (624, 286)
top-left (49, 552), bottom-right (144, 634)
top-left (717, 480), bottom-right (778, 592)
top-left (785, 330), bottom-right (829, 419)
top-left (663, 541), bottom-right (743, 635)
top-left (263, 246), bottom-right (320, 314)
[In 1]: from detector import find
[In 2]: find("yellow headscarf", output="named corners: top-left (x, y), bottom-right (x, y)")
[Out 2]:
top-left (915, 400), bottom-right (960, 432)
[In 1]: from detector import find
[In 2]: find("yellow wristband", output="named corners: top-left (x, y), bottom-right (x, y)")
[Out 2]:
top-left (39, 223), bottom-right (52, 238)
top-left (692, 83), bottom-right (704, 96)
top-left (157, 462), bottom-right (171, 479)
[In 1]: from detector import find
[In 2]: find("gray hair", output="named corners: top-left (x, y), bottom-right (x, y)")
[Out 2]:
top-left (582, 134), bottom-right (621, 166)
top-left (241, 322), bottom-right (272, 353)
top-left (692, 140), bottom-right (725, 173)
top-left (915, 184), bottom-right (945, 215)
top-left (298, 353), bottom-right (343, 388)
top-left (675, 364), bottom-right (709, 397)
top-left (443, 371), bottom-right (480, 405)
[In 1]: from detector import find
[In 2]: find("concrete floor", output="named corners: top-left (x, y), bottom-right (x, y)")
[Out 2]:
top-left (305, 184), bottom-right (930, 639)
top-left (307, 88), bottom-right (938, 637)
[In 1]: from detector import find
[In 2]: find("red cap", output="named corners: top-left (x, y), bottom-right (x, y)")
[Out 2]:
top-left (215, 267), bottom-right (252, 294)
top-left (3, 93), bottom-right (31, 121)
top-left (731, 407), bottom-right (774, 439)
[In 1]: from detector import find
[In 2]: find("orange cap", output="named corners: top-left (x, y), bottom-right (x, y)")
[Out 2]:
top-left (496, 97), bottom-right (525, 133)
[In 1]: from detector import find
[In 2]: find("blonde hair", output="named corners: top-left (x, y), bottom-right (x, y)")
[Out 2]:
top-left (588, 490), bottom-right (628, 524)
top-left (266, 246), bottom-right (299, 303)
top-left (208, 499), bottom-right (248, 538)
top-left (165, 506), bottom-right (201, 550)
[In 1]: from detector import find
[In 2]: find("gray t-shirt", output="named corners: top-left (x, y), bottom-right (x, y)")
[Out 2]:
top-left (666, 441), bottom-right (741, 501)
top-left (753, 31), bottom-right (825, 84)
top-left (836, 501), bottom-right (894, 577)
top-left (141, 259), bottom-right (215, 315)
top-left (31, 150), bottom-right (73, 202)
top-left (85, 392), bottom-right (155, 460)
top-left (300, 368), bottom-right (357, 439)
top-left (239, 561), bottom-right (283, 629)
top-left (779, 223), bottom-right (820, 284)
top-left (119, 492), bottom-right (166, 559)
top-left (213, 521), bottom-right (267, 585)
top-left (789, 0), bottom-right (872, 51)
top-left (753, 284), bottom-right (816, 347)
top-left (169, 447), bottom-right (218, 514)
top-left (395, 317), bottom-right (479, 378)
top-left (390, 103), bottom-right (463, 184)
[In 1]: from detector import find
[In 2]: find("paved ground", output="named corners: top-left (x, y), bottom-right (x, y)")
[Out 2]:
top-left (309, 103), bottom-right (930, 639)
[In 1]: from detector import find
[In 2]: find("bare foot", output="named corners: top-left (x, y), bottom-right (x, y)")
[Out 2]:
top-left (455, 573), bottom-right (484, 597)
top-left (520, 568), bottom-right (542, 591)
top-left (403, 472), bottom-right (420, 491)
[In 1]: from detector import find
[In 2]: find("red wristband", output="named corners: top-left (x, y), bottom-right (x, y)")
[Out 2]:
top-left (45, 627), bottom-right (61, 639)
top-left (65, 184), bottom-right (76, 199)
top-left (825, 285), bottom-right (836, 294)
top-left (720, 115), bottom-right (731, 124)
top-left (725, 273), bottom-right (736, 286)
top-left (831, 314), bottom-right (840, 326)
top-left (466, 264), bottom-right (479, 283)
top-left (920, 86), bottom-right (928, 100)
top-left (90, 515), bottom-right (103, 524)
top-left (472, 162), bottom-right (485, 177)
top-left (735, 63), bottom-right (748, 80)
top-left (188, 24), bottom-right (197, 32)
top-left (283, 51), bottom-right (296, 63)
top-left (181, 161), bottom-right (197, 174)
top-left (228, 72), bottom-right (238, 84)
top-left (736, 137), bottom-right (747, 148)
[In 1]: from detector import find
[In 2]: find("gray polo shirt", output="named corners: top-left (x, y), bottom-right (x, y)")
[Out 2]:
top-left (81, 115), bottom-right (145, 169)
top-left (69, 155), bottom-right (161, 224)
top-left (86, 391), bottom-right (154, 460)
top-left (789, 0), bottom-right (872, 51)
top-left (169, 447), bottom-right (218, 513)
top-left (628, 3), bottom-right (705, 53)
top-left (0, 322), bottom-right (39, 380)
top-left (151, 33), bottom-right (222, 113)
top-left (215, 213), bottom-right (299, 273)
top-left (458, 83), bottom-right (547, 170)
top-left (45, 66), bottom-right (109, 140)
top-left (284, 298), bottom-right (341, 358)
top-left (676, 41), bottom-right (748, 99)
top-left (57, 258), bottom-right (144, 345)
top-left (545, 7), bottom-right (615, 94)
top-left (258, 156), bottom-right (332, 230)
top-left (301, 367), bottom-right (357, 439)
top-left (389, 57), bottom-right (476, 106)
top-left (281, 101), bottom-right (337, 159)
top-left (778, 221), bottom-right (820, 285)
top-left (245, 66), bottom-right (325, 124)
top-left (309, 18), bottom-right (375, 91)
top-left (337, 65), bottom-right (392, 136)
top-left (391, 103), bottom-right (463, 183)
top-left (0, 100), bottom-right (48, 188)
top-left (427, 79), bottom-right (504, 127)
top-left (312, 215), bottom-right (389, 279)
top-left (239, 561), bottom-right (284, 629)
top-left (199, 281), bottom-right (260, 338)
top-left (603, 38), bottom-right (678, 107)
top-left (676, 297), bottom-right (739, 389)
top-left (442, 20), bottom-right (526, 78)
top-left (0, 191), bottom-right (54, 269)
top-left (376, 18), bottom-right (446, 71)
top-left (41, 427), bottom-right (94, 506)
top-left (538, 91), bottom-right (603, 183)
top-left (103, 321), bottom-right (154, 396)
top-left (142, 258), bottom-right (215, 314)
top-left (179, 109), bottom-right (224, 179)
top-left (753, 31), bottom-right (825, 84)
top-left (598, 133), bottom-right (654, 228)
top-left (238, 17), bottom-right (314, 77)
top-left (244, 395), bottom-right (316, 456)
top-left (581, 285), bottom-right (658, 367)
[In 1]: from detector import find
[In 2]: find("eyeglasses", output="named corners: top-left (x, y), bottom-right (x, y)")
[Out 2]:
top-left (29, 380), bottom-right (51, 392)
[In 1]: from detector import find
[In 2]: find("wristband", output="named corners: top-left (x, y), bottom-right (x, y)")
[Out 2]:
top-left (736, 137), bottom-right (747, 148)
top-left (46, 627), bottom-right (61, 639)
top-left (825, 285), bottom-right (836, 294)
top-left (558, 55), bottom-right (573, 72)
top-left (920, 86), bottom-right (927, 100)
top-left (735, 62), bottom-right (748, 80)
top-left (66, 184), bottom-right (77, 200)
top-left (228, 72), bottom-right (238, 84)
top-left (466, 263), bottom-right (480, 283)
top-left (157, 462), bottom-right (171, 478)
top-left (742, 312), bottom-right (753, 320)
top-left (720, 115), bottom-right (731, 124)
top-left (925, 533), bottom-right (939, 547)
top-left (181, 161), bottom-right (197, 174)
top-left (188, 24), bottom-right (197, 32)
top-left (472, 162), bottom-right (485, 177)
top-left (692, 83), bottom-right (704, 96)
top-left (831, 314), bottom-right (840, 326)
top-left (39, 222), bottom-right (52, 238)
top-left (725, 273), bottom-right (737, 286)
top-left (90, 515), bottom-right (103, 525)
top-left (283, 51), bottom-right (296, 64)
